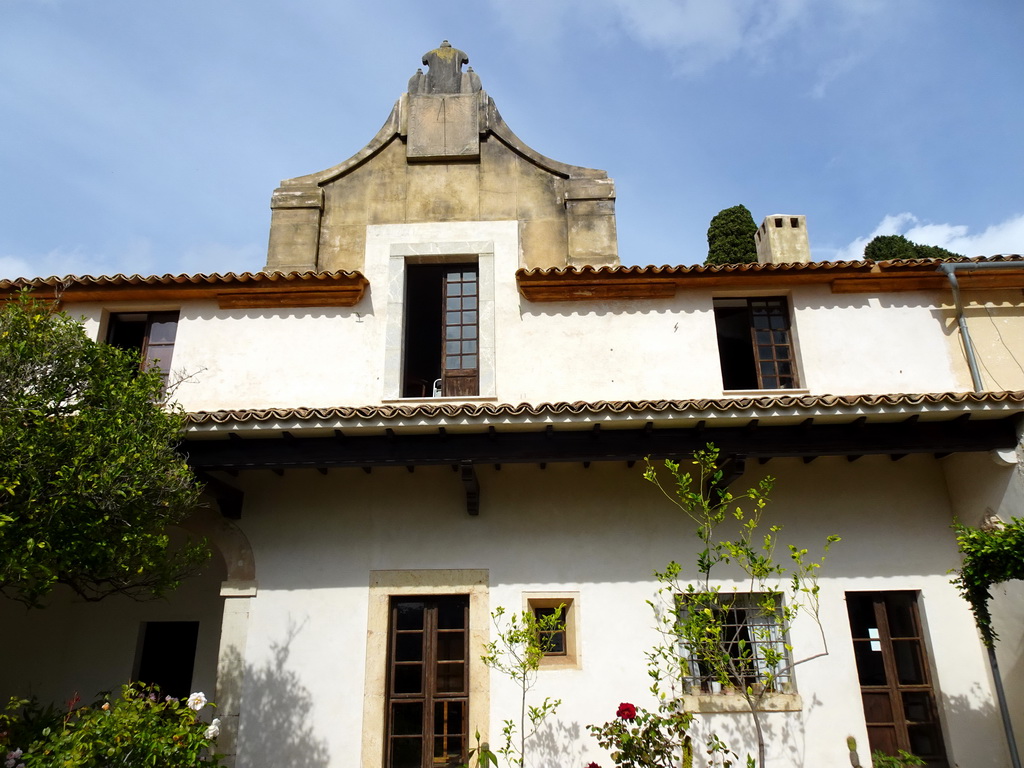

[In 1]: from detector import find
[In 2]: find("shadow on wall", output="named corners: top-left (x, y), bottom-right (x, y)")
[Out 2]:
top-left (531, 719), bottom-right (583, 768)
top-left (220, 629), bottom-right (331, 768)
top-left (942, 684), bottom-right (1005, 767)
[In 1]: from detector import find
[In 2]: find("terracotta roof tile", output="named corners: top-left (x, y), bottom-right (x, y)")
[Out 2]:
top-left (0, 269), bottom-right (363, 290)
top-left (185, 390), bottom-right (1024, 431)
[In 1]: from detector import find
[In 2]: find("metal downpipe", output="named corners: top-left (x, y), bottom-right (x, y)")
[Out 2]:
top-left (937, 260), bottom-right (1022, 768)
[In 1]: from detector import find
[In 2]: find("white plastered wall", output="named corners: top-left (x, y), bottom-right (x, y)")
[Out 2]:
top-left (217, 454), bottom-right (1009, 768)
top-left (0, 544), bottom-right (225, 706)
top-left (71, 266), bottom-right (965, 412)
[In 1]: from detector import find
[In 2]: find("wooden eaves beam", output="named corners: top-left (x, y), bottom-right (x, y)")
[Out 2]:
top-left (181, 415), bottom-right (1016, 473)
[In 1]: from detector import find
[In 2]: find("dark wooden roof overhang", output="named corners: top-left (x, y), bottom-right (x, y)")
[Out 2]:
top-left (182, 392), bottom-right (1024, 516)
top-left (515, 257), bottom-right (1024, 302)
top-left (0, 270), bottom-right (368, 309)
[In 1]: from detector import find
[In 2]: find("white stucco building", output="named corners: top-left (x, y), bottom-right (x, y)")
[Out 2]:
top-left (2, 42), bottom-right (1024, 768)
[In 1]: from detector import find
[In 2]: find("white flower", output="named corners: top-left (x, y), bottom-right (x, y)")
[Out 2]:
top-left (205, 718), bottom-right (221, 739)
top-left (5, 758), bottom-right (15, 768)
top-left (186, 692), bottom-right (207, 711)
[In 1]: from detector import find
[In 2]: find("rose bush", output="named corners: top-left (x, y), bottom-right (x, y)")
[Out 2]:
top-left (589, 702), bottom-right (692, 768)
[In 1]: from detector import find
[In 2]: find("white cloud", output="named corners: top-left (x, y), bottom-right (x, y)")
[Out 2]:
top-left (837, 212), bottom-right (1024, 261)
top-left (483, 0), bottom-right (882, 76)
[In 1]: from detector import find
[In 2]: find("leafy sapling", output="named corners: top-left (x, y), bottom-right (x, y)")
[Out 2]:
top-left (482, 605), bottom-right (565, 768)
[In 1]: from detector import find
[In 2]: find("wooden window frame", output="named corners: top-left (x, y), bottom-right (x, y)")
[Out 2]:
top-left (713, 297), bottom-right (799, 391)
top-left (386, 596), bottom-right (470, 768)
top-left (400, 263), bottom-right (480, 398)
top-left (105, 311), bottom-right (179, 385)
top-left (846, 591), bottom-right (948, 766)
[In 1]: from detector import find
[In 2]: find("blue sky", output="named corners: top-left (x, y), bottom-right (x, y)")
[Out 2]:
top-left (2, 0), bottom-right (1022, 279)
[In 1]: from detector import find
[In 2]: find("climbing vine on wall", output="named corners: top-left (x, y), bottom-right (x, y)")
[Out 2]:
top-left (952, 517), bottom-right (1024, 646)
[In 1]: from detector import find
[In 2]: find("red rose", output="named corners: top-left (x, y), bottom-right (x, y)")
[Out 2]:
top-left (586, 763), bottom-right (601, 768)
top-left (616, 702), bottom-right (637, 720)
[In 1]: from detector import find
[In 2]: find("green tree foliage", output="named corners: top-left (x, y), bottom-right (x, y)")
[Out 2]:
top-left (641, 446), bottom-right (838, 768)
top-left (862, 234), bottom-right (963, 262)
top-left (705, 205), bottom-right (758, 266)
top-left (951, 517), bottom-right (1024, 646)
top-left (0, 293), bottom-right (207, 607)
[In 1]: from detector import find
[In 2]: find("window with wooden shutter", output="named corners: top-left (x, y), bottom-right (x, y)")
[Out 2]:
top-left (386, 596), bottom-right (470, 768)
top-left (846, 591), bottom-right (948, 767)
top-left (402, 265), bottom-right (479, 397)
top-left (713, 297), bottom-right (798, 390)
top-left (106, 311), bottom-right (179, 387)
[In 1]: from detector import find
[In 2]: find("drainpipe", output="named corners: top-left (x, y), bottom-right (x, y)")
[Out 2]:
top-left (937, 260), bottom-right (1023, 768)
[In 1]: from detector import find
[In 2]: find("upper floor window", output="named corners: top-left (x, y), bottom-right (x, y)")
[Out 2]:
top-left (106, 312), bottom-right (179, 385)
top-left (403, 265), bottom-right (478, 398)
top-left (713, 297), bottom-right (798, 390)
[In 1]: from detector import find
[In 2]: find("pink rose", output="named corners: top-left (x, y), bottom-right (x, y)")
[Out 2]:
top-left (616, 702), bottom-right (637, 720)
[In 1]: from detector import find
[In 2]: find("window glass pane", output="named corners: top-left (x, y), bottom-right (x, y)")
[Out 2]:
top-left (391, 702), bottom-right (423, 735)
top-left (396, 602), bottom-right (425, 631)
top-left (885, 594), bottom-right (918, 637)
top-left (462, 355), bottom-right (476, 368)
top-left (448, 282), bottom-right (462, 296)
top-left (435, 662), bottom-right (465, 693)
top-left (395, 633), bottom-right (423, 662)
top-left (446, 297), bottom-right (461, 311)
top-left (446, 326), bottom-right (462, 340)
top-left (907, 724), bottom-right (940, 757)
top-left (436, 632), bottom-right (465, 661)
top-left (463, 311), bottom-right (477, 324)
top-left (902, 692), bottom-right (932, 722)
top-left (893, 640), bottom-right (924, 685)
top-left (148, 318), bottom-right (178, 343)
top-left (463, 340), bottom-right (477, 354)
top-left (853, 642), bottom-right (887, 685)
top-left (393, 664), bottom-right (422, 694)
top-left (390, 738), bottom-right (422, 768)
top-left (437, 599), bottom-right (466, 630)
top-left (462, 296), bottom-right (476, 310)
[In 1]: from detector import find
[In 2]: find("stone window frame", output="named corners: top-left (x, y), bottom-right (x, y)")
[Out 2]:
top-left (523, 592), bottom-right (581, 670)
top-left (362, 569), bottom-right (490, 768)
top-left (383, 241), bottom-right (496, 401)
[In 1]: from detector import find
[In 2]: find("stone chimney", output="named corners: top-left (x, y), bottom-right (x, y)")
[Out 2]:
top-left (755, 215), bottom-right (810, 264)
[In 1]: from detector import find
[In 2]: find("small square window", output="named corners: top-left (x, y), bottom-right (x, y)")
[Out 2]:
top-left (525, 594), bottom-right (579, 669)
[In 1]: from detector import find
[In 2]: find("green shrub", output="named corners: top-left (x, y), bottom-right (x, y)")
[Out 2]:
top-left (1, 684), bottom-right (221, 767)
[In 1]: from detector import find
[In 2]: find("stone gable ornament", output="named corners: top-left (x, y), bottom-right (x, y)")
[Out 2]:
top-left (408, 40), bottom-right (479, 94)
